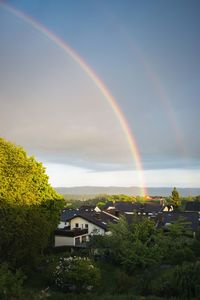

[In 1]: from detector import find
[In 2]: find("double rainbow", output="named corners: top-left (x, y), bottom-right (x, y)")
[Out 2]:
top-left (0, 1), bottom-right (147, 196)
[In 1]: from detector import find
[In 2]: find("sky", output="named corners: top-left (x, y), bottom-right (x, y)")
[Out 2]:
top-left (0, 0), bottom-right (200, 189)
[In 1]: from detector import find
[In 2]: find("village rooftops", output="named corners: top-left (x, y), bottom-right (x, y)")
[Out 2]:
top-left (185, 201), bottom-right (200, 212)
top-left (158, 211), bottom-right (199, 232)
top-left (103, 201), bottom-right (142, 212)
top-left (141, 203), bottom-right (163, 214)
top-left (103, 201), bottom-right (163, 215)
top-left (79, 205), bottom-right (97, 211)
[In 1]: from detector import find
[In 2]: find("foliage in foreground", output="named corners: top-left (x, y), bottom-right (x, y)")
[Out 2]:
top-left (0, 138), bottom-right (64, 270)
top-left (150, 261), bottom-right (200, 299)
top-left (0, 263), bottom-right (25, 300)
top-left (46, 254), bottom-right (100, 292)
top-left (0, 200), bottom-right (63, 269)
top-left (90, 216), bottom-right (198, 272)
top-left (0, 137), bottom-right (61, 205)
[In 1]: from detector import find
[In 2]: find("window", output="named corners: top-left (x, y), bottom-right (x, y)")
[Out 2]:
top-left (85, 224), bottom-right (88, 229)
top-left (75, 223), bottom-right (79, 228)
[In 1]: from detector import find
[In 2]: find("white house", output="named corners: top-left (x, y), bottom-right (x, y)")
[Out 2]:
top-left (55, 209), bottom-right (118, 248)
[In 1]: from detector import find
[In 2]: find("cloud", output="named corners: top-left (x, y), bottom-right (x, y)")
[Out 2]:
top-left (45, 163), bottom-right (200, 188)
top-left (0, 7), bottom-right (199, 177)
top-left (0, 10), bottom-right (134, 170)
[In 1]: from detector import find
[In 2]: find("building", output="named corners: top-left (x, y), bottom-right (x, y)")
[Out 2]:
top-left (55, 208), bottom-right (118, 248)
top-left (157, 211), bottom-right (199, 236)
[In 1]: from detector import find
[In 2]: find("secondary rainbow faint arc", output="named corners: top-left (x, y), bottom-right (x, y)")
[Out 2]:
top-left (0, 1), bottom-right (147, 196)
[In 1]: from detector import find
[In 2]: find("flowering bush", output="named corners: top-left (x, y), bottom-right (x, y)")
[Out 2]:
top-left (52, 255), bottom-right (100, 292)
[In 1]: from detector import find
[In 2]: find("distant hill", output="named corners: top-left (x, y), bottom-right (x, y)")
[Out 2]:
top-left (55, 186), bottom-right (200, 197)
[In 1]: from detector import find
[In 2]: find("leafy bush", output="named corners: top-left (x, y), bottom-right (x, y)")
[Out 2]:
top-left (51, 255), bottom-right (100, 292)
top-left (151, 262), bottom-right (200, 299)
top-left (0, 263), bottom-right (25, 299)
top-left (114, 270), bottom-right (134, 294)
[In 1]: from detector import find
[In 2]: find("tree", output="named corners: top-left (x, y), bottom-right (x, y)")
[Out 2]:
top-left (0, 138), bottom-right (64, 269)
top-left (170, 187), bottom-right (181, 208)
top-left (90, 216), bottom-right (162, 272)
top-left (194, 195), bottom-right (200, 202)
top-left (0, 137), bottom-right (61, 205)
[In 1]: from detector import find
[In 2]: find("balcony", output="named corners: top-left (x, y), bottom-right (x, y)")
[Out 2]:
top-left (55, 228), bottom-right (88, 237)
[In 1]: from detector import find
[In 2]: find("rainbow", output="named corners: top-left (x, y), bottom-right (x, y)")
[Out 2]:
top-left (119, 31), bottom-right (187, 158)
top-left (0, 1), bottom-right (147, 196)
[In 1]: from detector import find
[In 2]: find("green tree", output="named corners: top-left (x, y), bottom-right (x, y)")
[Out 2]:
top-left (0, 137), bottom-right (61, 205)
top-left (0, 201), bottom-right (64, 269)
top-left (90, 217), bottom-right (162, 272)
top-left (170, 187), bottom-right (181, 208)
top-left (157, 220), bottom-right (195, 265)
top-left (0, 138), bottom-right (64, 269)
top-left (194, 195), bottom-right (200, 202)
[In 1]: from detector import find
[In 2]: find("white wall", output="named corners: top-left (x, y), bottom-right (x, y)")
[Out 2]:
top-left (55, 236), bottom-right (75, 247)
top-left (70, 216), bottom-right (105, 235)
top-left (58, 221), bottom-right (70, 229)
top-left (55, 233), bottom-right (89, 247)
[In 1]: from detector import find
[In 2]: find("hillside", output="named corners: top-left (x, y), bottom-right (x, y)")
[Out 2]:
top-left (55, 186), bottom-right (200, 197)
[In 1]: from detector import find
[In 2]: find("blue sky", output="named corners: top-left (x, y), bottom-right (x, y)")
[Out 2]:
top-left (0, 0), bottom-right (200, 188)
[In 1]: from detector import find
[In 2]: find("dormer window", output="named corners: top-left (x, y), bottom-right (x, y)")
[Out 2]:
top-left (75, 223), bottom-right (79, 228)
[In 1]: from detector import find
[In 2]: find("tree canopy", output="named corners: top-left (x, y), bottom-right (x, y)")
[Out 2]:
top-left (0, 138), bottom-right (64, 269)
top-left (0, 138), bottom-right (61, 205)
top-left (170, 187), bottom-right (181, 208)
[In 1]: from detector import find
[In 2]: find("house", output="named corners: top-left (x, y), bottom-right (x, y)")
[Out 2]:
top-left (140, 202), bottom-right (164, 216)
top-left (55, 209), bottom-right (118, 248)
top-left (124, 213), bottom-right (155, 225)
top-left (185, 201), bottom-right (200, 221)
top-left (162, 204), bottom-right (173, 212)
top-left (157, 211), bottom-right (199, 236)
top-left (103, 201), bottom-right (164, 218)
top-left (103, 201), bottom-right (143, 217)
top-left (58, 208), bottom-right (78, 229)
top-left (55, 228), bottom-right (89, 247)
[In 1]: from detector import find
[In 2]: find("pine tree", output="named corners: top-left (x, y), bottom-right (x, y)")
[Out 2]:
top-left (170, 187), bottom-right (181, 208)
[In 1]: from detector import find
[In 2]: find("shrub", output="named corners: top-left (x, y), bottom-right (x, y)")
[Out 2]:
top-left (51, 255), bottom-right (101, 292)
top-left (151, 261), bottom-right (200, 299)
top-left (0, 263), bottom-right (25, 299)
top-left (114, 270), bottom-right (134, 294)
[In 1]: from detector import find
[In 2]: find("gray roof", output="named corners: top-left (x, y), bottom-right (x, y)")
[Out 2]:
top-left (60, 208), bottom-right (118, 230)
top-left (60, 208), bottom-right (78, 222)
top-left (158, 211), bottom-right (199, 232)
top-left (104, 201), bottom-right (162, 214)
top-left (114, 202), bottom-right (134, 212)
top-left (142, 203), bottom-right (163, 213)
top-left (103, 201), bottom-right (114, 210)
top-left (185, 201), bottom-right (200, 212)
